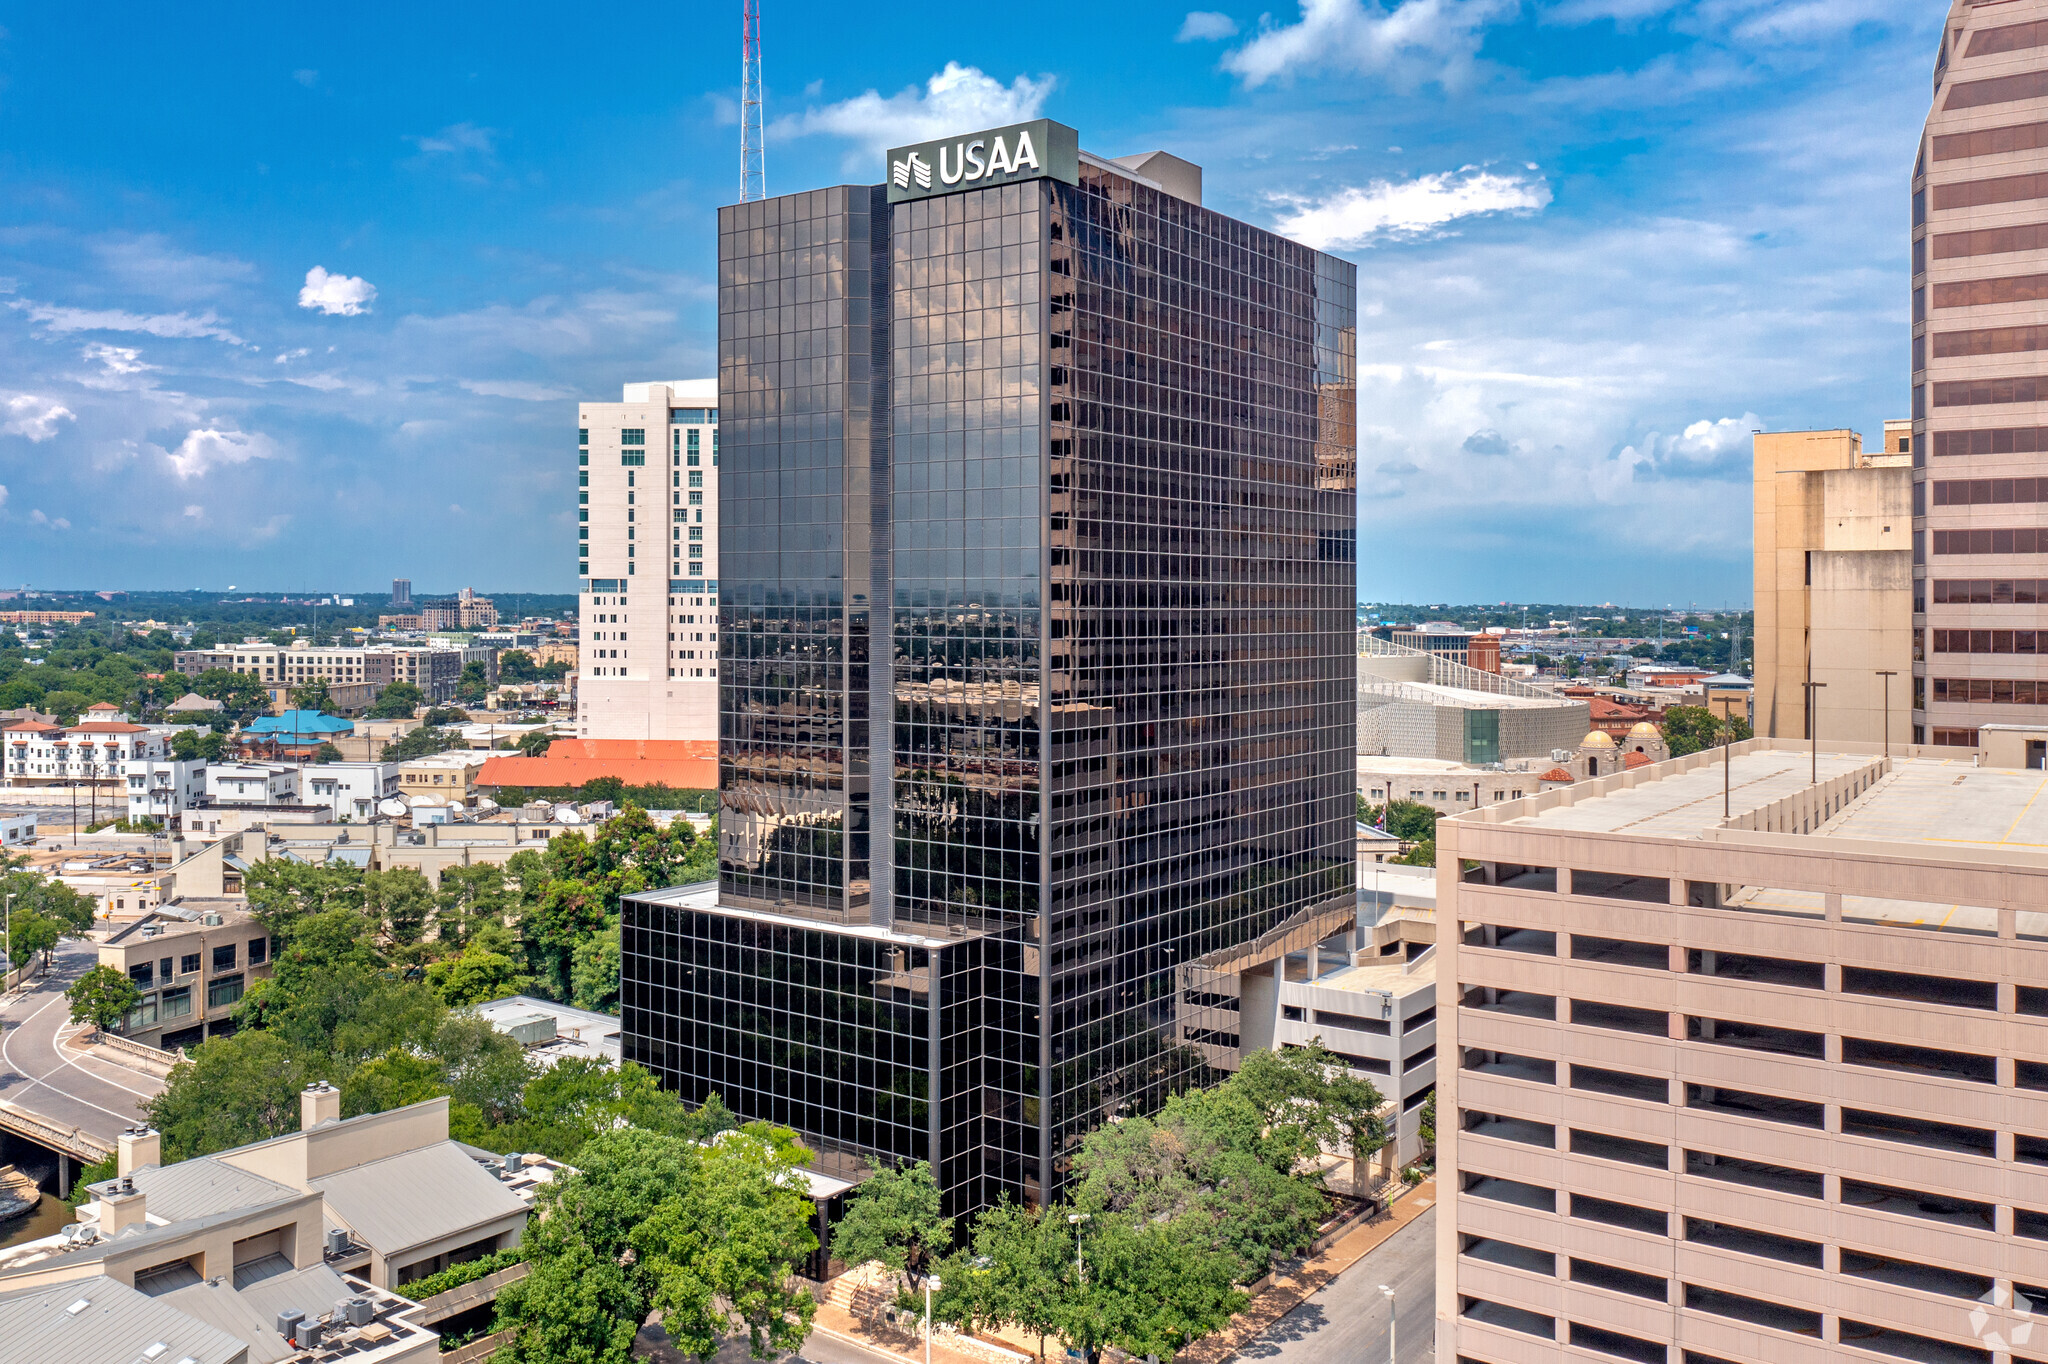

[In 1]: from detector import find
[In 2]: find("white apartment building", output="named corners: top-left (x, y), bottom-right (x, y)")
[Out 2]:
top-left (205, 763), bottom-right (301, 806)
top-left (577, 379), bottom-right (720, 742)
top-left (124, 758), bottom-right (207, 828)
top-left (2, 719), bottom-right (169, 787)
top-left (304, 761), bottom-right (401, 822)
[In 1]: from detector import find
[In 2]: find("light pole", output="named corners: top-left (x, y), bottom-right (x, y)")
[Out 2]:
top-left (1068, 1211), bottom-right (1091, 1287)
top-left (1875, 670), bottom-right (1898, 761)
top-left (1379, 1284), bottom-right (1396, 1364)
top-left (1802, 680), bottom-right (1829, 785)
top-left (924, 1274), bottom-right (943, 1364)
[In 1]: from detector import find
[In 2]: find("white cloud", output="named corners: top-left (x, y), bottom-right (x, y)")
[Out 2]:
top-left (293, 68), bottom-right (318, 87)
top-left (164, 426), bottom-right (278, 479)
top-left (1221, 0), bottom-right (1516, 88)
top-left (409, 122), bottom-right (497, 158)
top-left (1273, 167), bottom-right (1551, 248)
top-left (298, 266), bottom-right (377, 316)
top-left (28, 510), bottom-right (71, 530)
top-left (1, 393), bottom-right (76, 442)
top-left (1179, 11), bottom-right (1240, 39)
top-left (9, 300), bottom-right (244, 344)
top-left (81, 343), bottom-right (152, 377)
top-left (774, 62), bottom-right (1055, 160)
top-left (183, 504), bottom-right (204, 519)
top-left (460, 379), bottom-right (575, 401)
top-left (1618, 413), bottom-right (1762, 480)
top-left (275, 347), bottom-right (310, 363)
top-left (0, 485), bottom-right (7, 507)
top-left (92, 235), bottom-right (257, 304)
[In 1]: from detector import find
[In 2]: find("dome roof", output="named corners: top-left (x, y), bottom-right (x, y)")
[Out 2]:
top-left (1581, 730), bottom-right (1615, 748)
top-left (1628, 721), bottom-right (1661, 738)
top-left (1540, 767), bottom-right (1574, 783)
top-left (1623, 751), bottom-right (1653, 770)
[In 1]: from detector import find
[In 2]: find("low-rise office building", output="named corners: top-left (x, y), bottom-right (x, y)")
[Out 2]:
top-left (174, 643), bottom-right (490, 706)
top-left (1435, 738), bottom-right (2048, 1364)
top-left (98, 905), bottom-right (273, 1049)
top-left (207, 763), bottom-right (301, 807)
top-left (303, 762), bottom-right (401, 822)
top-left (125, 758), bottom-right (208, 828)
top-left (396, 753), bottom-right (488, 809)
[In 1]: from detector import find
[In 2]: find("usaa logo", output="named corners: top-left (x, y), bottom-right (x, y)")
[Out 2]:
top-left (892, 127), bottom-right (1044, 192)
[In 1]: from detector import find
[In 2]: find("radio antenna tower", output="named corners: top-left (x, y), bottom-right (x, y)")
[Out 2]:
top-left (741, 0), bottom-right (765, 202)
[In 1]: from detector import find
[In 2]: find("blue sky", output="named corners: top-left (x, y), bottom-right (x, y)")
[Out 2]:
top-left (0, 0), bottom-right (1934, 603)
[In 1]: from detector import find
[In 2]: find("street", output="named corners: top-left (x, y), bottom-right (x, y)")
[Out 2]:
top-left (0, 938), bottom-right (163, 1145)
top-left (1237, 1207), bottom-right (1436, 1364)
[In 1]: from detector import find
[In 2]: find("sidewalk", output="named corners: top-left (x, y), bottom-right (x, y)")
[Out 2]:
top-left (810, 1295), bottom-right (1030, 1364)
top-left (1175, 1178), bottom-right (1438, 1364)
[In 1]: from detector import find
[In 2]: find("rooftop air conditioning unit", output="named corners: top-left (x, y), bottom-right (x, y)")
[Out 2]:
top-left (201, 912), bottom-right (223, 927)
top-left (325, 1228), bottom-right (349, 1257)
top-left (275, 1308), bottom-right (306, 1338)
top-left (341, 1297), bottom-right (373, 1326)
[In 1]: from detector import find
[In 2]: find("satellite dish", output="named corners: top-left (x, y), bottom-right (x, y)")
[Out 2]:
top-left (553, 806), bottom-right (584, 825)
top-left (475, 797), bottom-right (499, 812)
top-left (377, 797), bottom-right (408, 818)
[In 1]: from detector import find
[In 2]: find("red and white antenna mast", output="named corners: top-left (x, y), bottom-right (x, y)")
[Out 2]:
top-left (740, 0), bottom-right (765, 202)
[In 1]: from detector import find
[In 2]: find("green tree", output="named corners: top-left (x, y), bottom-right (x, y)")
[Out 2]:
top-left (368, 681), bottom-right (426, 718)
top-left (144, 1030), bottom-right (318, 1161)
top-left (499, 650), bottom-right (540, 683)
top-left (829, 1160), bottom-right (952, 1292)
top-left (362, 867), bottom-right (436, 947)
top-left (381, 726), bottom-right (459, 760)
top-left (515, 726), bottom-right (557, 757)
top-left (1392, 839), bottom-right (1435, 868)
top-left (939, 1201), bottom-right (1066, 1360)
top-left (428, 944), bottom-right (533, 1007)
top-left (289, 677), bottom-right (336, 712)
top-left (1418, 1090), bottom-right (1436, 1148)
top-left (170, 727), bottom-right (226, 761)
top-left (1, 861), bottom-right (99, 936)
top-left (436, 863), bottom-right (511, 947)
top-left (11, 911), bottom-right (65, 976)
top-left (191, 668), bottom-right (270, 721)
top-left (502, 1059), bottom-right (729, 1161)
top-left (455, 661), bottom-right (491, 703)
top-left (244, 860), bottom-right (365, 941)
top-left (569, 928), bottom-right (620, 1014)
top-left (1662, 704), bottom-right (1751, 758)
top-left (632, 1127), bottom-right (820, 1359)
top-left (422, 705), bottom-right (470, 725)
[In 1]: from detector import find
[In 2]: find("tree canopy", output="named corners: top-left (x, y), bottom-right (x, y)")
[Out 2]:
top-left (1662, 704), bottom-right (1751, 757)
top-left (368, 681), bottom-right (426, 718)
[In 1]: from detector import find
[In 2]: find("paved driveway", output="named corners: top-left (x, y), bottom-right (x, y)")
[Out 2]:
top-left (0, 938), bottom-right (163, 1146)
top-left (1236, 1207), bottom-right (1437, 1364)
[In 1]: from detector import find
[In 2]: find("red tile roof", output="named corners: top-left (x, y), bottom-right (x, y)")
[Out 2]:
top-left (1623, 751), bottom-right (1653, 770)
top-left (1540, 767), bottom-right (1573, 783)
top-left (476, 739), bottom-right (718, 792)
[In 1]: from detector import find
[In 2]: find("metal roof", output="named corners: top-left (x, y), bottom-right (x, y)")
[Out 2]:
top-left (160, 1279), bottom-right (294, 1364)
top-left (310, 1141), bottom-right (527, 1255)
top-left (232, 1262), bottom-right (355, 1334)
top-left (0, 1273), bottom-right (249, 1364)
top-left (130, 1157), bottom-right (298, 1223)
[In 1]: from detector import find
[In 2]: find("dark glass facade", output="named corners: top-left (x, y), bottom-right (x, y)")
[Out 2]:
top-left (623, 145), bottom-right (1356, 1216)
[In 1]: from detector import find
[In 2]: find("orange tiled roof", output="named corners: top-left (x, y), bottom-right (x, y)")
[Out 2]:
top-left (475, 738), bottom-right (717, 792)
top-left (1623, 751), bottom-right (1652, 770)
top-left (1540, 767), bottom-right (1573, 782)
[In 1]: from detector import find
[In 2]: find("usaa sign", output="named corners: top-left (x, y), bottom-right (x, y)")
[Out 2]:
top-left (885, 119), bottom-right (1080, 203)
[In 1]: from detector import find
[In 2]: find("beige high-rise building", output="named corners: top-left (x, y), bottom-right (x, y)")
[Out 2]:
top-left (1916, 0), bottom-right (2048, 750)
top-left (1433, 738), bottom-right (2048, 1364)
top-left (577, 379), bottom-right (720, 742)
top-left (1752, 424), bottom-right (1913, 747)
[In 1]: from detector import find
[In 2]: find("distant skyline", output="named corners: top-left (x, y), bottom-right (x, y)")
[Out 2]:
top-left (0, 1), bottom-right (1934, 602)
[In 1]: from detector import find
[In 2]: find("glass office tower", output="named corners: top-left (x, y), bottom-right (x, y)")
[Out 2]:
top-left (623, 123), bottom-right (1357, 1214)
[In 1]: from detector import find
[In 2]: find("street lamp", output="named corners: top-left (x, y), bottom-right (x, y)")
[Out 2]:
top-left (924, 1274), bottom-right (944, 1364)
top-left (1068, 1211), bottom-right (1091, 1287)
top-left (1875, 670), bottom-right (1898, 761)
top-left (1801, 680), bottom-right (1829, 785)
top-left (1379, 1284), bottom-right (1396, 1364)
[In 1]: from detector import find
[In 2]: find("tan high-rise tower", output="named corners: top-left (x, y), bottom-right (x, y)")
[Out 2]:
top-left (1915, 1), bottom-right (2048, 748)
top-left (1752, 424), bottom-right (1913, 746)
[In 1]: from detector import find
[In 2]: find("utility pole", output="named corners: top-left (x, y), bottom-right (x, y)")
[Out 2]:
top-left (1379, 1284), bottom-right (1396, 1364)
